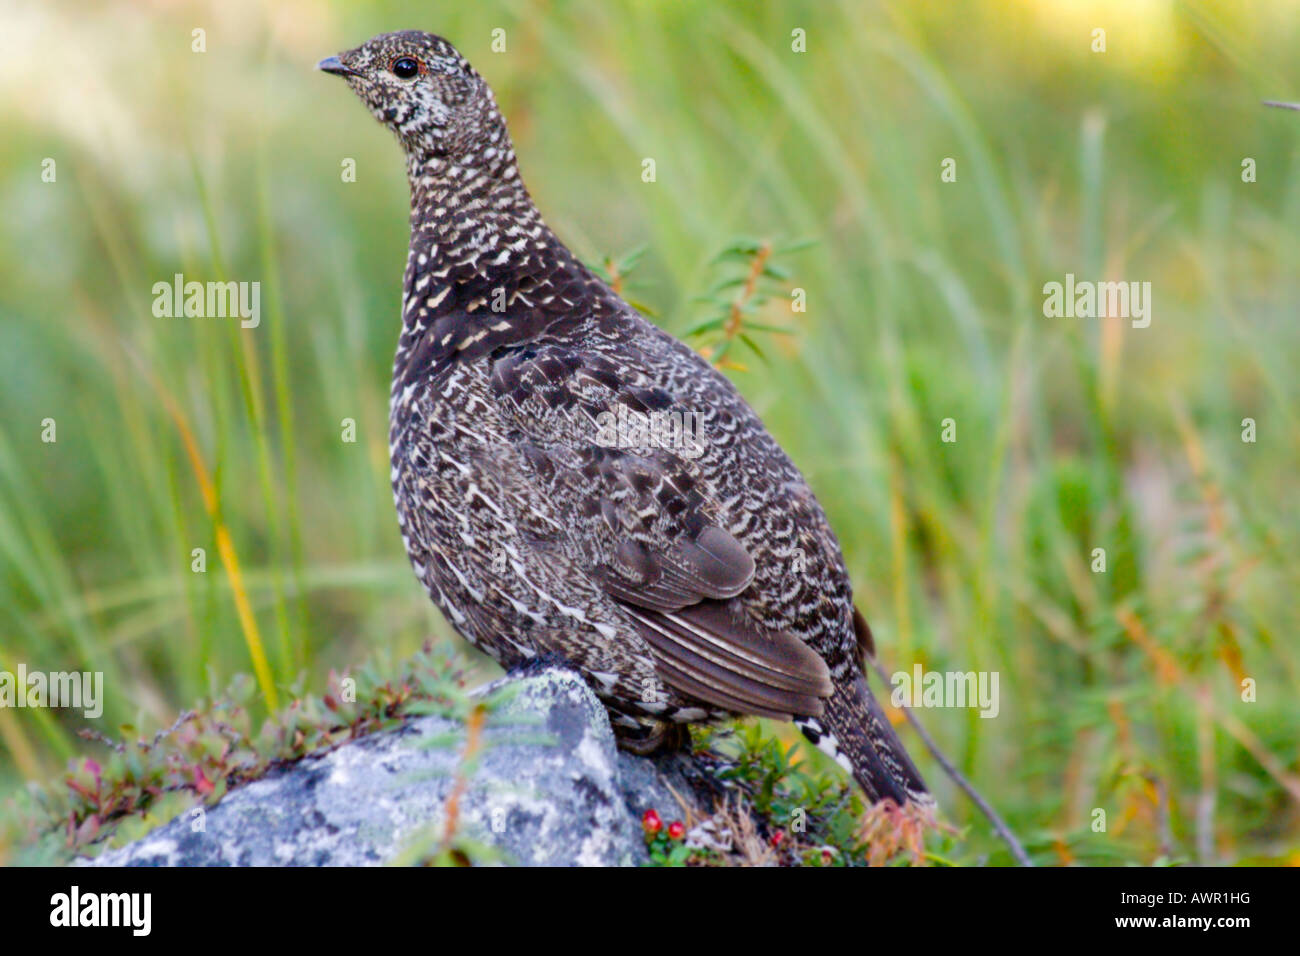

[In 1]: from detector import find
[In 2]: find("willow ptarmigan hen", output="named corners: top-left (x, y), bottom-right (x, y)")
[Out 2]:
top-left (319, 30), bottom-right (930, 806)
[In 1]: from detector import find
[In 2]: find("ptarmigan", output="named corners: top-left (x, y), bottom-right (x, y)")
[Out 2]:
top-left (319, 30), bottom-right (930, 806)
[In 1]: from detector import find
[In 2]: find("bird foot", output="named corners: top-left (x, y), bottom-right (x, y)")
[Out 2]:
top-left (614, 721), bottom-right (693, 757)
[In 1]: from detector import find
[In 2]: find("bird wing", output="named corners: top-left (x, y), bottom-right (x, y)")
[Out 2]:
top-left (488, 342), bottom-right (832, 719)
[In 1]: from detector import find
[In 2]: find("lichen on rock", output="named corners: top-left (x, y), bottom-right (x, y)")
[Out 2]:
top-left (82, 667), bottom-right (712, 867)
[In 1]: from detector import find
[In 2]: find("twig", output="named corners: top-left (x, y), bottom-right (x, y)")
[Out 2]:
top-left (441, 703), bottom-right (486, 846)
top-left (604, 257), bottom-right (625, 296)
top-left (866, 655), bottom-right (1035, 867)
top-left (723, 241), bottom-right (771, 340)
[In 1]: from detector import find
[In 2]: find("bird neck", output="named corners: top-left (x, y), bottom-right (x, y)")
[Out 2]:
top-left (401, 141), bottom-right (568, 297)
top-left (391, 145), bottom-right (600, 388)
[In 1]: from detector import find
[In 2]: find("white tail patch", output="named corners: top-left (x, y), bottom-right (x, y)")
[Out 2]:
top-left (795, 717), bottom-right (854, 773)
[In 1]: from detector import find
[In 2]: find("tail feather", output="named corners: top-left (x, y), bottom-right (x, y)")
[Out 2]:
top-left (797, 674), bottom-right (929, 806)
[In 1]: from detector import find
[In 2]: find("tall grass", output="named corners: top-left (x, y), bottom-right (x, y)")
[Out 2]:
top-left (0, 0), bottom-right (1297, 864)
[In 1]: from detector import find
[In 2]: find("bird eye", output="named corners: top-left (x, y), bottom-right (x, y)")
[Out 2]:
top-left (391, 57), bottom-right (420, 79)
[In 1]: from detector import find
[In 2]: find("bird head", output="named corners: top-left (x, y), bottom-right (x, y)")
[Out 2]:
top-left (318, 31), bottom-right (504, 161)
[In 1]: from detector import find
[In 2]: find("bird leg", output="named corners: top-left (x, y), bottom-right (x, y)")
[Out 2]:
top-left (614, 721), bottom-right (693, 756)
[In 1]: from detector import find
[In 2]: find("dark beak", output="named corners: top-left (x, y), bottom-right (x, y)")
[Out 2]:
top-left (1264, 100), bottom-right (1300, 111)
top-left (317, 55), bottom-right (358, 77)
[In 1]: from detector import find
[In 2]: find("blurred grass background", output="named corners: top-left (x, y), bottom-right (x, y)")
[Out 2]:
top-left (1, 0), bottom-right (1298, 865)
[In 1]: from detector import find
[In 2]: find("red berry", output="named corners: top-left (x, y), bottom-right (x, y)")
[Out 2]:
top-left (641, 809), bottom-right (663, 834)
top-left (821, 848), bottom-right (833, 864)
top-left (667, 820), bottom-right (686, 840)
top-left (770, 830), bottom-right (785, 847)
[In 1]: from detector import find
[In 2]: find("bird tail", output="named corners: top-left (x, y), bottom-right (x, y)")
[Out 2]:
top-left (797, 673), bottom-right (930, 807)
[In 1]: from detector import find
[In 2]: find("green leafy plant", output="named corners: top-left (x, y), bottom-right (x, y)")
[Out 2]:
top-left (639, 725), bottom-right (960, 867)
top-left (683, 238), bottom-right (813, 369)
top-left (1, 643), bottom-right (471, 865)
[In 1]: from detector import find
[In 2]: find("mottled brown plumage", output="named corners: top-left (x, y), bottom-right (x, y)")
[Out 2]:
top-left (320, 31), bottom-right (929, 805)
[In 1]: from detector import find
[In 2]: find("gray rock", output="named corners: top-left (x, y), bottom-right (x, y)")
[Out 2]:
top-left (81, 666), bottom-right (714, 867)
